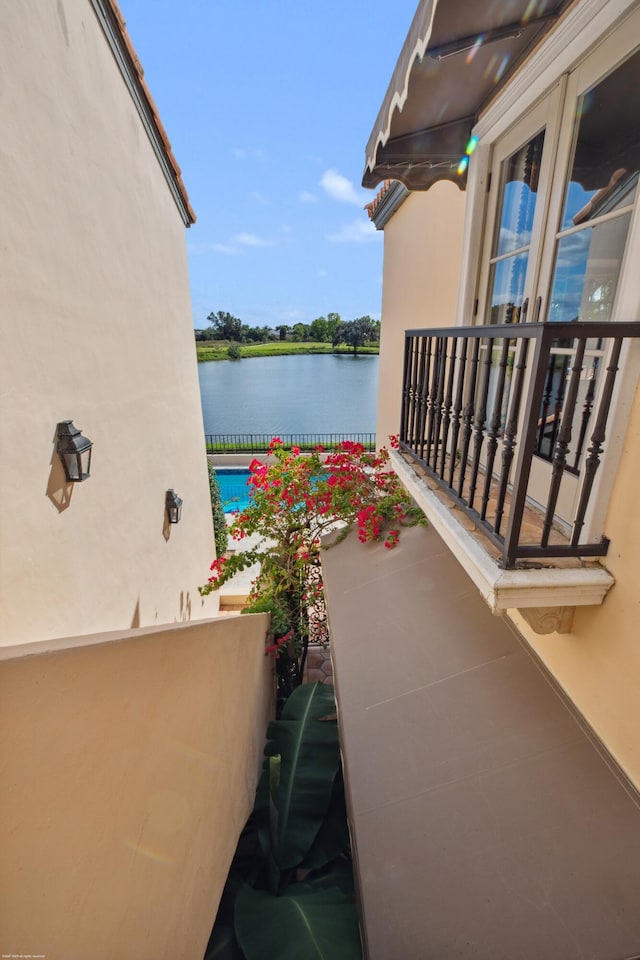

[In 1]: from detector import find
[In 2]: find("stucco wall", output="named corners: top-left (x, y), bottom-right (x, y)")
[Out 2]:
top-left (0, 1), bottom-right (218, 646)
top-left (508, 377), bottom-right (640, 789)
top-left (0, 613), bottom-right (272, 958)
top-left (376, 183), bottom-right (466, 444)
top-left (374, 177), bottom-right (640, 791)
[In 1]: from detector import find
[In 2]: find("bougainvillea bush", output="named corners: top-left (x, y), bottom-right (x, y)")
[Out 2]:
top-left (200, 437), bottom-right (424, 703)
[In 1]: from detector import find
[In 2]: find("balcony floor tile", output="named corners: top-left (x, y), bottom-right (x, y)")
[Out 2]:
top-left (322, 523), bottom-right (640, 959)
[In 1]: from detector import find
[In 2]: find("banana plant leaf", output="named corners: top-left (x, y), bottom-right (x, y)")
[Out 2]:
top-left (235, 883), bottom-right (362, 960)
top-left (279, 679), bottom-right (335, 723)
top-left (203, 923), bottom-right (244, 960)
top-left (260, 682), bottom-right (340, 869)
top-left (300, 767), bottom-right (350, 871)
top-left (303, 859), bottom-right (356, 898)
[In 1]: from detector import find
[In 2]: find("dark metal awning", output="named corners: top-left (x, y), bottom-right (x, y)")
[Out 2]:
top-left (363, 0), bottom-right (574, 191)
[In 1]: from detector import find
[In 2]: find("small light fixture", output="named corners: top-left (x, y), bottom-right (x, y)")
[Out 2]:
top-left (56, 420), bottom-right (93, 482)
top-left (166, 489), bottom-right (183, 524)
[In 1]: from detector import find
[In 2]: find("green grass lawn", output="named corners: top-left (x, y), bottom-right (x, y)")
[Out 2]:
top-left (205, 434), bottom-right (376, 453)
top-left (196, 341), bottom-right (379, 362)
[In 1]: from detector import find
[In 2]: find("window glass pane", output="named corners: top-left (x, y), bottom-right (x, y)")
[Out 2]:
top-left (548, 213), bottom-right (631, 322)
top-left (495, 131), bottom-right (545, 256)
top-left (561, 48), bottom-right (640, 230)
top-left (487, 252), bottom-right (529, 324)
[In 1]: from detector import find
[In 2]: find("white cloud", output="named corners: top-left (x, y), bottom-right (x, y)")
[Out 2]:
top-left (251, 191), bottom-right (269, 205)
top-left (187, 241), bottom-right (209, 255)
top-left (318, 269), bottom-right (328, 278)
top-left (232, 147), bottom-right (267, 161)
top-left (190, 232), bottom-right (275, 256)
top-left (325, 219), bottom-right (379, 243)
top-left (188, 240), bottom-right (239, 256)
top-left (233, 232), bottom-right (275, 248)
top-left (299, 191), bottom-right (318, 204)
top-left (280, 224), bottom-right (293, 234)
top-left (212, 242), bottom-right (240, 255)
top-left (320, 169), bottom-right (364, 205)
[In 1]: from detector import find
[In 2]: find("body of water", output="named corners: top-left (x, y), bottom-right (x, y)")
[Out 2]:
top-left (216, 469), bottom-right (252, 513)
top-left (198, 354), bottom-right (379, 434)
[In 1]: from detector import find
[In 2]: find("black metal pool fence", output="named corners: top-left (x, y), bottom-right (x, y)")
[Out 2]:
top-left (205, 433), bottom-right (376, 454)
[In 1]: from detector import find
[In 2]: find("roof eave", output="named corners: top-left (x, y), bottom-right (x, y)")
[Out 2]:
top-left (90, 0), bottom-right (196, 226)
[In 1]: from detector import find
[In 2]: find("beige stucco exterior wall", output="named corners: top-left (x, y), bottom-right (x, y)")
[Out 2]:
top-left (0, 613), bottom-right (272, 958)
top-left (376, 183), bottom-right (466, 444)
top-left (375, 186), bottom-right (640, 788)
top-left (508, 376), bottom-right (640, 789)
top-left (0, 1), bottom-right (218, 646)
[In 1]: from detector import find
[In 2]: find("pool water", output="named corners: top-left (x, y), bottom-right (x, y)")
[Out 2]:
top-left (215, 467), bottom-right (328, 514)
top-left (215, 469), bottom-right (251, 513)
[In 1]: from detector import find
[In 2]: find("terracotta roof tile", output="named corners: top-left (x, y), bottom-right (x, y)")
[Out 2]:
top-left (364, 180), bottom-right (393, 220)
top-left (106, 0), bottom-right (196, 224)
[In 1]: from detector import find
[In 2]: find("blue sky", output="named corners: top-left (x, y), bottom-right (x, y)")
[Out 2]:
top-left (122, 0), bottom-right (418, 330)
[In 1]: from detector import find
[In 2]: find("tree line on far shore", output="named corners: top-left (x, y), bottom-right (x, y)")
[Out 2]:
top-left (195, 310), bottom-right (380, 355)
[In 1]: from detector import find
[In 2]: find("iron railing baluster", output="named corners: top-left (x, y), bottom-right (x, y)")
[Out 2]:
top-left (457, 337), bottom-right (481, 499)
top-left (468, 337), bottom-right (493, 511)
top-left (440, 338), bottom-right (457, 481)
top-left (481, 337), bottom-right (510, 521)
top-left (571, 338), bottom-right (623, 547)
top-left (494, 338), bottom-right (529, 537)
top-left (448, 339), bottom-right (467, 490)
top-left (432, 338), bottom-right (447, 475)
top-left (404, 337), bottom-right (419, 447)
top-left (416, 337), bottom-right (429, 461)
top-left (400, 337), bottom-right (411, 445)
top-left (542, 338), bottom-right (586, 546)
top-left (502, 326), bottom-right (550, 567)
top-left (537, 350), bottom-right (557, 454)
top-left (571, 354), bottom-right (598, 472)
top-left (424, 337), bottom-right (441, 468)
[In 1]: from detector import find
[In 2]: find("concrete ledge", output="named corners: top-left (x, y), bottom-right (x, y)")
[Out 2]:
top-left (390, 450), bottom-right (615, 615)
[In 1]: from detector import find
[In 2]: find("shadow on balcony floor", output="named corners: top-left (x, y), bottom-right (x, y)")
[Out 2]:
top-left (322, 522), bottom-right (640, 960)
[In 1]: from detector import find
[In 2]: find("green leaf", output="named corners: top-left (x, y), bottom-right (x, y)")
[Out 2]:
top-left (300, 768), bottom-right (350, 871)
top-left (303, 859), bottom-right (356, 898)
top-left (279, 679), bottom-right (335, 722)
top-left (262, 683), bottom-right (340, 868)
top-left (223, 818), bottom-right (267, 897)
top-left (203, 923), bottom-right (244, 960)
top-left (235, 884), bottom-right (362, 960)
top-left (253, 768), bottom-right (282, 895)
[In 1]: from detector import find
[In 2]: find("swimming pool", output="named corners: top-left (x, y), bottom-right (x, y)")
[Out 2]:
top-left (215, 467), bottom-right (328, 514)
top-left (215, 469), bottom-right (252, 513)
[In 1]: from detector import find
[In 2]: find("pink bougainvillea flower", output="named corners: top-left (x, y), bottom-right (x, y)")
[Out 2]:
top-left (199, 436), bottom-right (424, 668)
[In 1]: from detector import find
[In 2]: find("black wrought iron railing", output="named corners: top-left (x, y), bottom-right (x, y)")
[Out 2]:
top-left (401, 322), bottom-right (640, 568)
top-left (205, 433), bottom-right (376, 454)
